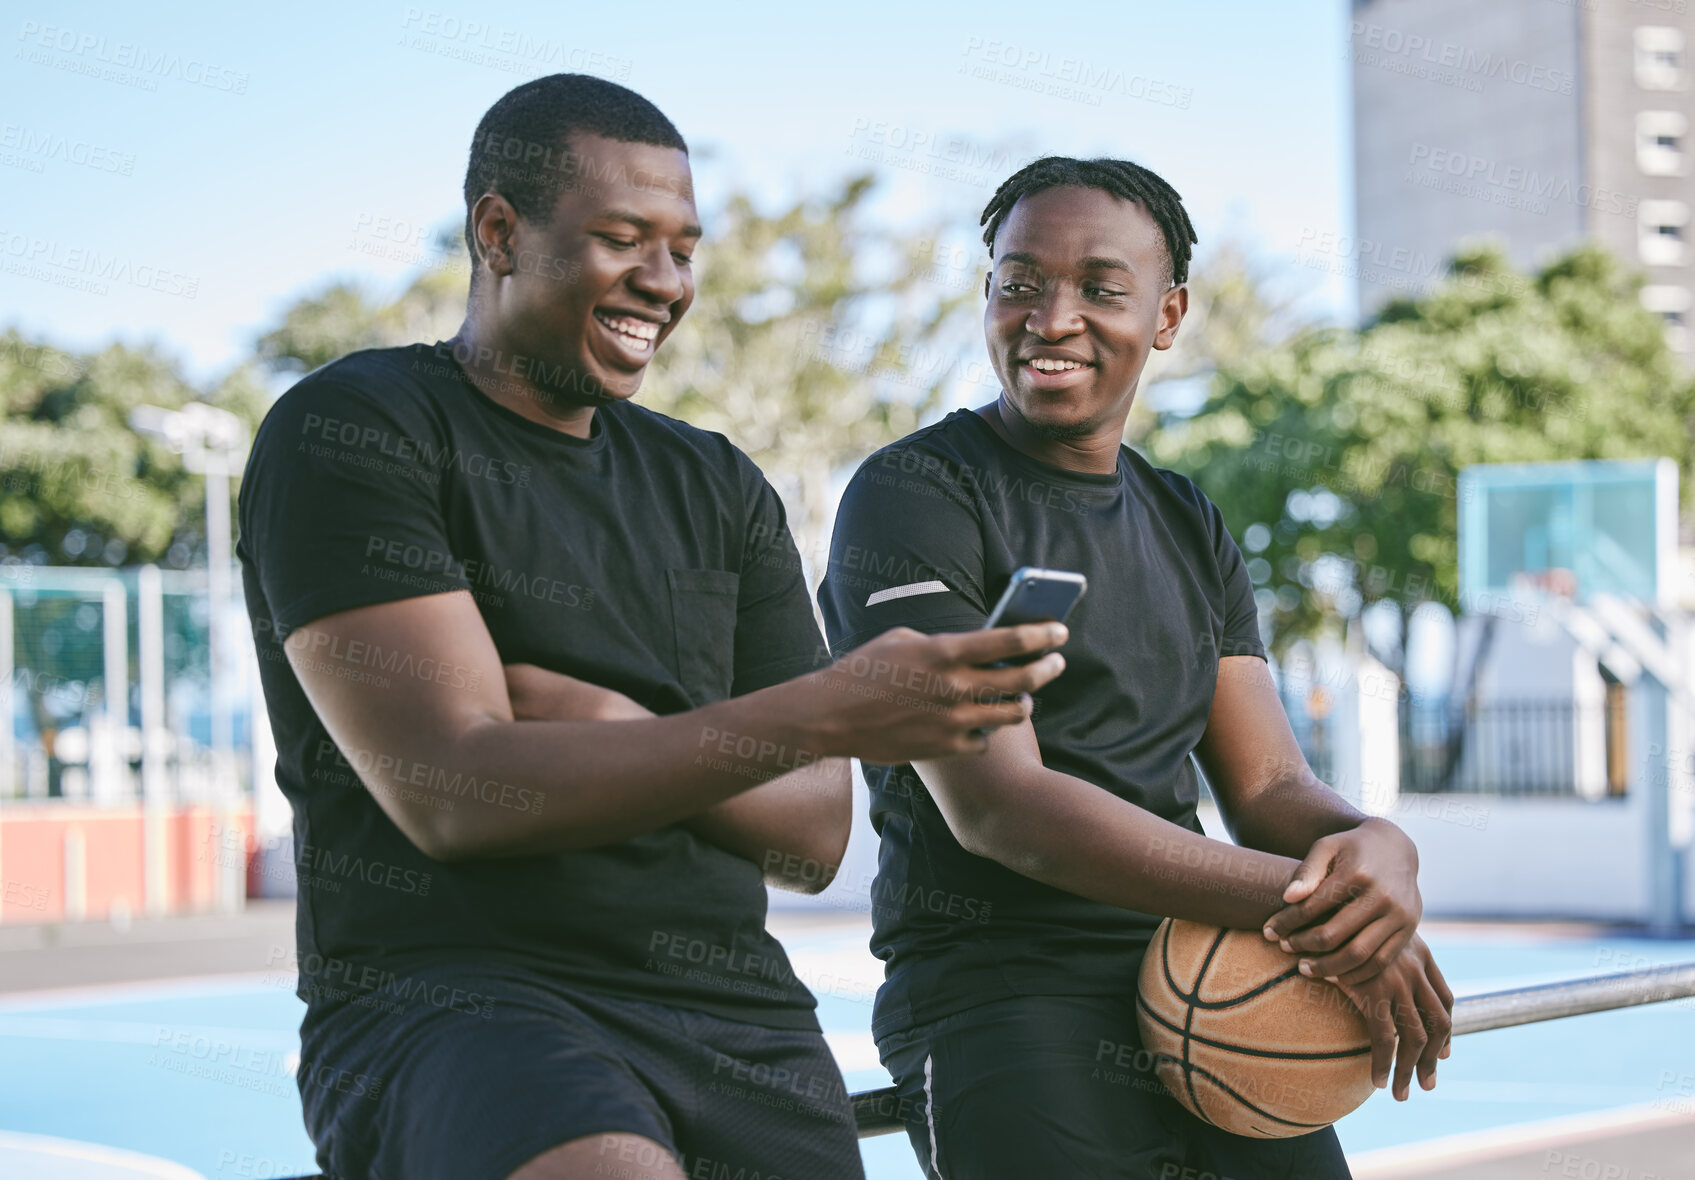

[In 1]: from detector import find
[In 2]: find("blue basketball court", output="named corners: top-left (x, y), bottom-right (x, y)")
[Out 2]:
top-left (0, 920), bottom-right (1691, 1179)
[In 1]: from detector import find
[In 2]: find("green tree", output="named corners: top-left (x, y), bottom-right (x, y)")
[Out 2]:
top-left (641, 176), bottom-right (973, 572)
top-left (1130, 238), bottom-right (1307, 444)
top-left (1146, 243), bottom-right (1695, 664)
top-left (0, 330), bottom-right (267, 568)
top-left (255, 231), bottom-right (470, 375)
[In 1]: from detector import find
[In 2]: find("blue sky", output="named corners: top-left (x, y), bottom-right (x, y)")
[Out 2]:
top-left (1, 0), bottom-right (1352, 386)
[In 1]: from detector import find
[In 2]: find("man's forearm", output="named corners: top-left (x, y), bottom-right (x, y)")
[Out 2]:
top-left (504, 659), bottom-right (852, 883)
top-left (922, 760), bottom-right (1301, 929)
top-left (357, 687), bottom-right (831, 861)
top-left (1221, 770), bottom-right (1370, 859)
top-left (685, 757), bottom-right (852, 891)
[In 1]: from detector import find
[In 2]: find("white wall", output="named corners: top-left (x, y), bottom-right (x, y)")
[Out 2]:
top-left (1393, 795), bottom-right (1652, 921)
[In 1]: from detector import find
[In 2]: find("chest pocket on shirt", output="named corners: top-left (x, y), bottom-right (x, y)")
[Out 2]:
top-left (666, 568), bottom-right (740, 706)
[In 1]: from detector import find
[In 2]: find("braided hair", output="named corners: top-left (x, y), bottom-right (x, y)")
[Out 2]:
top-left (979, 156), bottom-right (1197, 286)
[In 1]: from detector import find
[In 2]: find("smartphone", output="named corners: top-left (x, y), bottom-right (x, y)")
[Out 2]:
top-left (981, 567), bottom-right (1087, 665)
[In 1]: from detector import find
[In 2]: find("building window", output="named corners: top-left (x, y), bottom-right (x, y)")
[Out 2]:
top-left (1635, 27), bottom-right (1685, 90)
top-left (1639, 200), bottom-right (1690, 266)
top-left (1640, 284), bottom-right (1692, 350)
top-left (1636, 111), bottom-right (1690, 175)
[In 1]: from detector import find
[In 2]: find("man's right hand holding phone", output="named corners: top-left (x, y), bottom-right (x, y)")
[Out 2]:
top-left (799, 623), bottom-right (1068, 763)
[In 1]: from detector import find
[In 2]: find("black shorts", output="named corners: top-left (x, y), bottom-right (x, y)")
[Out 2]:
top-left (296, 963), bottom-right (865, 1180)
top-left (876, 993), bottom-right (1352, 1180)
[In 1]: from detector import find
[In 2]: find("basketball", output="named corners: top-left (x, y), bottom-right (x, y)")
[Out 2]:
top-left (1136, 917), bottom-right (1376, 1138)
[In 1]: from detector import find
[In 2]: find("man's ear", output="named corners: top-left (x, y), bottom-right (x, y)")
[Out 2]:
top-left (983, 271), bottom-right (991, 300)
top-left (470, 192), bottom-right (519, 282)
top-left (1153, 283), bottom-right (1189, 351)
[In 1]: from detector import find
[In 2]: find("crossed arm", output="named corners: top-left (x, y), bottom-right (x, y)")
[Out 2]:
top-left (282, 588), bottom-right (1065, 872)
top-left (913, 653), bottom-right (1453, 1101)
top-left (501, 662), bottom-right (852, 891)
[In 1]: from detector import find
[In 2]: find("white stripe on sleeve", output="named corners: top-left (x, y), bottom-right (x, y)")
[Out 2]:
top-left (866, 580), bottom-right (950, 607)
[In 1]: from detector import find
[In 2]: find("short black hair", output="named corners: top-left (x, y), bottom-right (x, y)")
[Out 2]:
top-left (979, 156), bottom-right (1197, 286)
top-left (462, 73), bottom-right (687, 269)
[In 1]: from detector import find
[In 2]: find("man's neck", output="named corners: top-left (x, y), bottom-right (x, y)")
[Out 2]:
top-left (448, 323), bottom-right (600, 439)
top-left (976, 397), bottom-right (1128, 475)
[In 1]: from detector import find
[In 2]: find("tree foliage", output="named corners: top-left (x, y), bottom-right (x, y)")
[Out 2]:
top-left (254, 234), bottom-right (469, 375)
top-left (0, 331), bottom-right (267, 567)
top-left (1146, 243), bottom-right (1695, 662)
top-left (640, 175), bottom-right (973, 569)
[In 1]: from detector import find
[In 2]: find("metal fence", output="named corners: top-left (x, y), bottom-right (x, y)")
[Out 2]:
top-left (1398, 698), bottom-right (1623, 797)
top-left (0, 563), bottom-right (253, 806)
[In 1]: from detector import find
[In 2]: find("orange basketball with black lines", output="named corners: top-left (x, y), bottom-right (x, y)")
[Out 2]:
top-left (1136, 917), bottom-right (1375, 1138)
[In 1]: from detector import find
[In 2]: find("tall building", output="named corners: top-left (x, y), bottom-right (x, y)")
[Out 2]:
top-left (1351, 0), bottom-right (1695, 351)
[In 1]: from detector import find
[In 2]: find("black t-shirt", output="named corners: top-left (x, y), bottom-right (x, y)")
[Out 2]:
top-left (238, 342), bottom-right (831, 1031)
top-left (817, 409), bottom-right (1266, 1038)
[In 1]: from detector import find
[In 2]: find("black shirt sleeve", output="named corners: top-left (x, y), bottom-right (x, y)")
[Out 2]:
top-left (818, 448), bottom-right (990, 655)
top-left (1203, 494), bottom-right (1267, 662)
top-left (238, 372), bottom-right (471, 638)
top-left (728, 453), bottom-right (833, 696)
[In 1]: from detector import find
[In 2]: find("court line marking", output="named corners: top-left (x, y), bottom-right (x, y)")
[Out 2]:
top-left (0, 971), bottom-right (279, 1012)
top-left (0, 1129), bottom-right (207, 1178)
top-left (1349, 1100), bottom-right (1695, 1178)
top-left (0, 1014), bottom-right (299, 1048)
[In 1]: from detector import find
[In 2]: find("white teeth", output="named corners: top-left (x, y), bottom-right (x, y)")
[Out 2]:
top-left (596, 313), bottom-right (660, 343)
top-left (1028, 358), bottom-right (1085, 372)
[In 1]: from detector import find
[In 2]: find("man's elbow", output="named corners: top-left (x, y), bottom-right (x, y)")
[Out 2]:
top-left (950, 805), bottom-right (1050, 877)
top-left (762, 811), bottom-right (852, 895)
top-left (398, 812), bottom-right (475, 864)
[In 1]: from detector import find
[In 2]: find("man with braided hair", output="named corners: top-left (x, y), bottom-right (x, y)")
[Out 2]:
top-left (819, 157), bottom-right (1453, 1178)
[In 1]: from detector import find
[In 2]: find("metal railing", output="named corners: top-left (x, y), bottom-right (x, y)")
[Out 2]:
top-left (851, 960), bottom-right (1695, 1136)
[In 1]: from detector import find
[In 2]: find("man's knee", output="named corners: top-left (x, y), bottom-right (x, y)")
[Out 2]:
top-left (506, 1132), bottom-right (685, 1180)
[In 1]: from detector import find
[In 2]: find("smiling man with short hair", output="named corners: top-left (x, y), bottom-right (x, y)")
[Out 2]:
top-left (819, 157), bottom-right (1453, 1179)
top-left (238, 76), bottom-right (1066, 1180)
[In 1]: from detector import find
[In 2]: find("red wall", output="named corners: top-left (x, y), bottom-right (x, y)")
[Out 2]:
top-left (0, 802), bottom-right (255, 923)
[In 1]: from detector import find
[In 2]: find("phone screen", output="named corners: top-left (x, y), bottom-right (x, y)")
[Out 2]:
top-left (981, 568), bottom-right (1086, 665)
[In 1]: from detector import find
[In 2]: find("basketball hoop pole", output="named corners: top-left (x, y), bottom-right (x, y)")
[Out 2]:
top-left (848, 960), bottom-right (1695, 1137)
